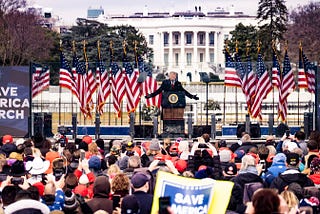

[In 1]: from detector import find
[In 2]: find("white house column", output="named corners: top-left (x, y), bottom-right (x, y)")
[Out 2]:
top-left (205, 31), bottom-right (210, 63)
top-left (168, 31), bottom-right (173, 70)
top-left (159, 32), bottom-right (164, 68)
top-left (214, 31), bottom-right (219, 65)
top-left (180, 31), bottom-right (185, 71)
top-left (193, 31), bottom-right (198, 71)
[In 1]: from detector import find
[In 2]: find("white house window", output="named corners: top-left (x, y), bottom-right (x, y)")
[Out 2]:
top-left (149, 35), bottom-right (154, 45)
top-left (187, 53), bottom-right (192, 65)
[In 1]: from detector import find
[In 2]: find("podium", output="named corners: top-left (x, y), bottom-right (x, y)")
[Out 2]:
top-left (161, 91), bottom-right (186, 137)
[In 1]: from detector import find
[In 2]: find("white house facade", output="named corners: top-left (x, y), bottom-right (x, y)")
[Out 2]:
top-left (91, 6), bottom-right (258, 81)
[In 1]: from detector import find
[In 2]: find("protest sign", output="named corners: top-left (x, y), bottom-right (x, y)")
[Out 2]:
top-left (151, 171), bottom-right (234, 214)
top-left (0, 66), bottom-right (30, 136)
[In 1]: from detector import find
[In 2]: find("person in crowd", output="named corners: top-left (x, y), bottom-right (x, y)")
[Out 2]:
top-left (228, 154), bottom-right (265, 213)
top-left (222, 162), bottom-right (238, 180)
top-left (63, 188), bottom-right (80, 213)
top-left (73, 159), bottom-right (95, 199)
top-left (245, 189), bottom-right (281, 214)
top-left (141, 138), bottom-right (162, 167)
top-left (230, 132), bottom-right (248, 152)
top-left (161, 138), bottom-right (171, 155)
top-left (86, 176), bottom-right (113, 213)
top-left (294, 131), bottom-right (308, 156)
top-left (178, 140), bottom-right (190, 160)
top-left (25, 156), bottom-right (50, 185)
top-left (234, 134), bottom-right (257, 161)
top-left (107, 164), bottom-right (121, 181)
top-left (309, 157), bottom-right (320, 187)
top-left (270, 152), bottom-right (314, 197)
top-left (41, 177), bottom-right (65, 211)
top-left (263, 153), bottom-right (287, 186)
top-left (265, 135), bottom-right (277, 156)
top-left (123, 155), bottom-right (141, 178)
top-left (111, 173), bottom-right (131, 198)
top-left (121, 172), bottom-right (153, 214)
top-left (280, 190), bottom-right (300, 214)
top-left (303, 139), bottom-right (319, 174)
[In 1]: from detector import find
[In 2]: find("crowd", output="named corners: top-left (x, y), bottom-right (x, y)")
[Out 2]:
top-left (0, 130), bottom-right (319, 214)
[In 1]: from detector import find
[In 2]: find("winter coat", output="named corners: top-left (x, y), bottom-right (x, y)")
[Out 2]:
top-left (264, 156), bottom-right (287, 185)
top-left (228, 172), bottom-right (265, 213)
top-left (86, 176), bottom-right (113, 214)
top-left (270, 168), bottom-right (314, 193)
top-left (309, 174), bottom-right (320, 188)
top-left (41, 189), bottom-right (65, 211)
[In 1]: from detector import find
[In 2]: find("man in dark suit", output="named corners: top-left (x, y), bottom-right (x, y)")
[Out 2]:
top-left (145, 71), bottom-right (199, 100)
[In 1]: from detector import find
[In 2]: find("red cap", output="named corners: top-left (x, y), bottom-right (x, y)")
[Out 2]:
top-left (33, 182), bottom-right (45, 196)
top-left (2, 135), bottom-right (13, 144)
top-left (82, 136), bottom-right (92, 144)
top-left (175, 159), bottom-right (187, 173)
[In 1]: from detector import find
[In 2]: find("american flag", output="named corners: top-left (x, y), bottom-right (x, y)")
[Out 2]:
top-left (244, 55), bottom-right (256, 114)
top-left (32, 63), bottom-right (50, 98)
top-left (234, 53), bottom-right (248, 108)
top-left (298, 48), bottom-right (308, 89)
top-left (85, 67), bottom-right (98, 116)
top-left (96, 59), bottom-right (110, 114)
top-left (272, 51), bottom-right (281, 89)
top-left (143, 63), bottom-right (161, 108)
top-left (302, 52), bottom-right (315, 93)
top-left (75, 61), bottom-right (90, 117)
top-left (251, 54), bottom-right (272, 119)
top-left (124, 58), bottom-right (140, 113)
top-left (111, 62), bottom-right (125, 117)
top-left (224, 50), bottom-right (241, 87)
top-left (59, 52), bottom-right (78, 98)
top-left (278, 51), bottom-right (295, 121)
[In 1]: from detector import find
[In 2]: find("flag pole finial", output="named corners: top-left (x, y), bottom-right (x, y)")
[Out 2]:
top-left (72, 40), bottom-right (76, 54)
top-left (83, 40), bottom-right (88, 71)
top-left (225, 39), bottom-right (229, 53)
top-left (257, 40), bottom-right (262, 54)
top-left (59, 40), bottom-right (63, 51)
top-left (97, 40), bottom-right (101, 60)
top-left (245, 40), bottom-right (251, 56)
top-left (235, 40), bottom-right (239, 53)
top-left (122, 40), bottom-right (127, 56)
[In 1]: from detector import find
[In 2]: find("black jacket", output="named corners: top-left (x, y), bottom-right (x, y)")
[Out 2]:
top-left (149, 79), bottom-right (195, 99)
top-left (228, 172), bottom-right (265, 213)
top-left (121, 191), bottom-right (153, 214)
top-left (270, 169), bottom-right (314, 193)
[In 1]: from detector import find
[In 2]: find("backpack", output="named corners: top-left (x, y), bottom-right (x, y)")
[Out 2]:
top-left (243, 182), bottom-right (264, 204)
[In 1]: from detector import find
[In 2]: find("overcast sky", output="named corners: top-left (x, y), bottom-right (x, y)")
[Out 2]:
top-left (28, 0), bottom-right (312, 25)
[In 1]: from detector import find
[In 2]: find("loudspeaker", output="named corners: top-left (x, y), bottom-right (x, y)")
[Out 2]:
top-left (236, 123), bottom-right (261, 138)
top-left (134, 125), bottom-right (153, 138)
top-left (33, 113), bottom-right (43, 136)
top-left (192, 125), bottom-right (211, 138)
top-left (43, 113), bottom-right (54, 137)
top-left (250, 123), bottom-right (261, 138)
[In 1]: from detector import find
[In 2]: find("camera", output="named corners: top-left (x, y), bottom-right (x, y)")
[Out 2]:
top-left (259, 160), bottom-right (266, 171)
top-left (285, 130), bottom-right (290, 138)
top-left (11, 177), bottom-right (24, 185)
top-left (157, 161), bottom-right (167, 166)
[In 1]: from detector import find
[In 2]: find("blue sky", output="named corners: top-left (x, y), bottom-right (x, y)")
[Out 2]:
top-left (28, 0), bottom-right (312, 25)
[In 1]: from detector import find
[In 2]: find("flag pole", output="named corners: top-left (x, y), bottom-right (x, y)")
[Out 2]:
top-left (272, 41), bottom-right (276, 125)
top-left (235, 41), bottom-right (239, 124)
top-left (59, 40), bottom-right (62, 126)
top-left (82, 40), bottom-right (88, 125)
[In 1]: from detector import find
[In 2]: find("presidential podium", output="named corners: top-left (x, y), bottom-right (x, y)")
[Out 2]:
top-left (161, 91), bottom-right (186, 137)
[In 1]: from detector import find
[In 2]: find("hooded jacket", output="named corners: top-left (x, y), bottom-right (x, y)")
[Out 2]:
top-left (264, 153), bottom-right (287, 185)
top-left (228, 171), bottom-right (265, 213)
top-left (86, 176), bottom-right (113, 214)
top-left (270, 168), bottom-right (314, 193)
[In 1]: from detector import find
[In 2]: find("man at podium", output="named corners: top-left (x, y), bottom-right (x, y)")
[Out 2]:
top-left (145, 71), bottom-right (199, 102)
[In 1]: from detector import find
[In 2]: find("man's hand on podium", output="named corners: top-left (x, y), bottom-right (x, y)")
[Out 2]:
top-left (193, 94), bottom-right (199, 100)
top-left (145, 94), bottom-right (151, 99)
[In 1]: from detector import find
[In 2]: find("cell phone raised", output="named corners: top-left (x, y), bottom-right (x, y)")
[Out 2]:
top-left (113, 194), bottom-right (121, 210)
top-left (159, 196), bottom-right (171, 214)
top-left (80, 151), bottom-right (85, 161)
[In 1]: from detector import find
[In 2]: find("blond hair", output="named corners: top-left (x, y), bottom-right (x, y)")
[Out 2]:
top-left (280, 190), bottom-right (299, 211)
top-left (240, 155), bottom-right (256, 171)
top-left (107, 164), bottom-right (121, 176)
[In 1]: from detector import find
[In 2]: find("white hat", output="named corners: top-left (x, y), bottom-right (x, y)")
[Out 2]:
top-left (79, 174), bottom-right (89, 184)
top-left (26, 157), bottom-right (50, 175)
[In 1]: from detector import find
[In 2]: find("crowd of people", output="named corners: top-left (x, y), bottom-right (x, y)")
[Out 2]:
top-left (0, 130), bottom-right (319, 214)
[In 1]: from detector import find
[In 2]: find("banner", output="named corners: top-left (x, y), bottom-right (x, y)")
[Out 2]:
top-left (151, 171), bottom-right (234, 214)
top-left (0, 66), bottom-right (30, 137)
